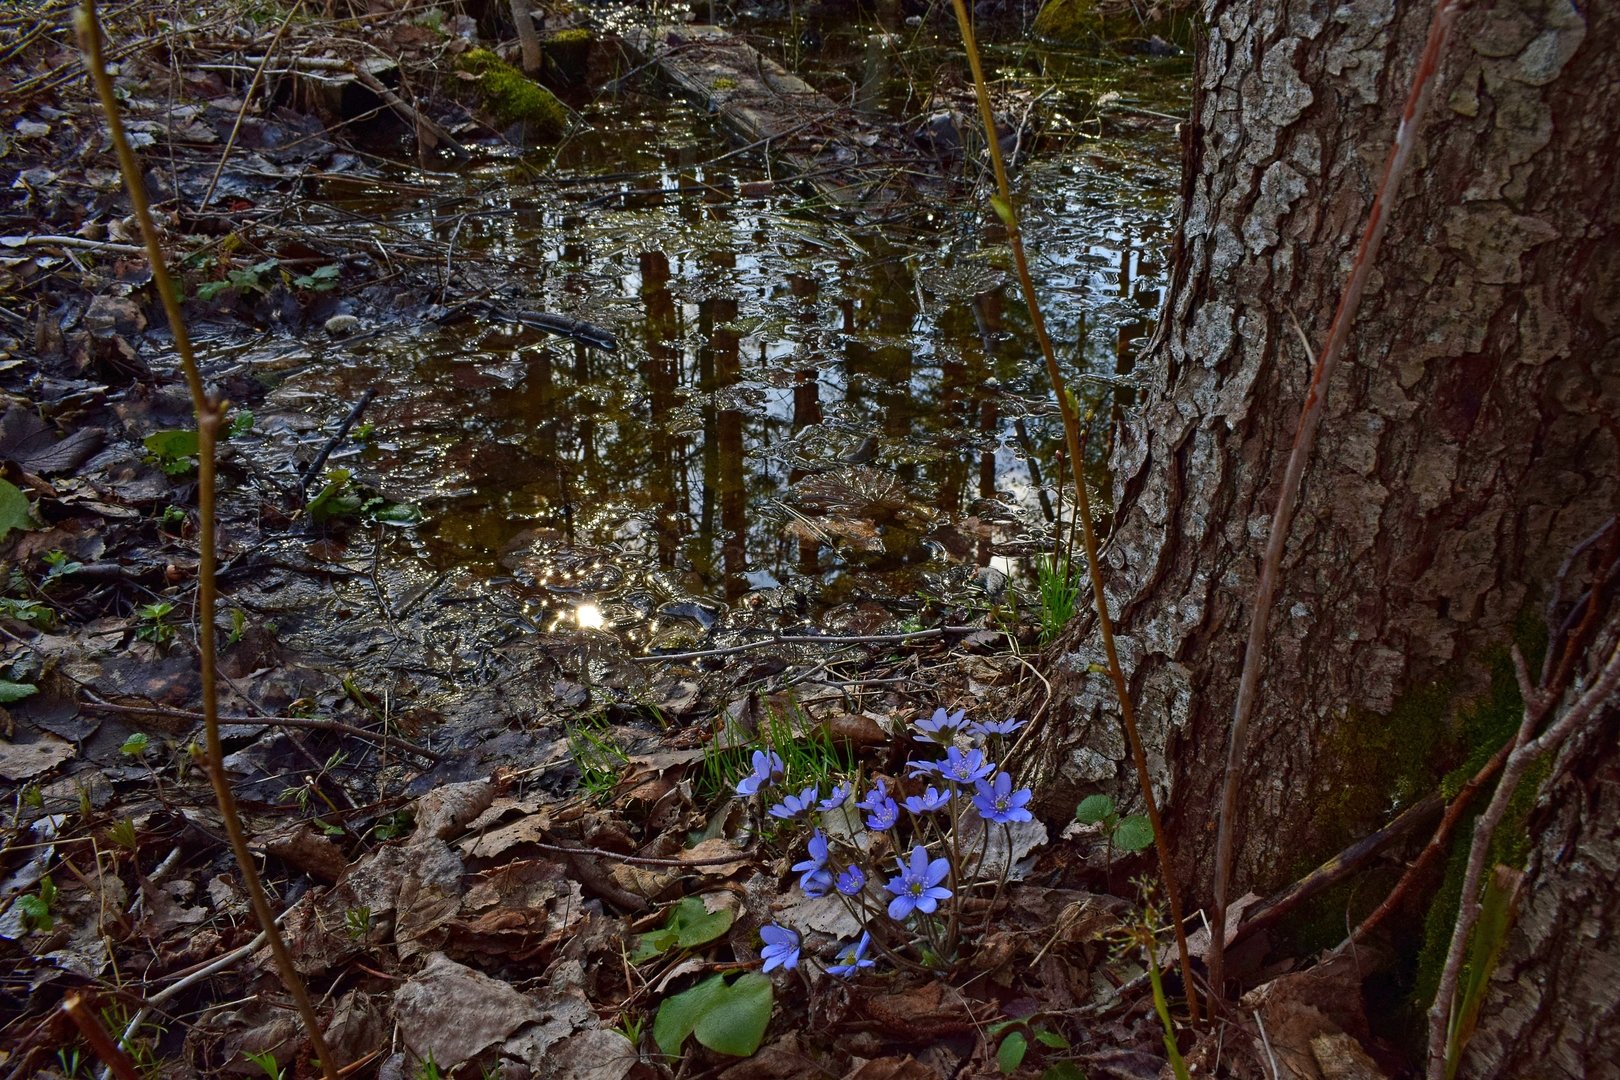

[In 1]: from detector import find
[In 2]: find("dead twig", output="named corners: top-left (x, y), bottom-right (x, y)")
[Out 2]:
top-left (78, 698), bottom-right (441, 763)
top-left (630, 625), bottom-right (982, 663)
top-left (62, 994), bottom-right (140, 1080)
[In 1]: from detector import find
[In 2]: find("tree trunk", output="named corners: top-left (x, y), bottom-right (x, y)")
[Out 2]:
top-left (1053, 0), bottom-right (1618, 1063)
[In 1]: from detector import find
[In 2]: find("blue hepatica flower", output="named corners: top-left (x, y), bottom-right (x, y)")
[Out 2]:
top-left (885, 844), bottom-right (953, 919)
top-left (967, 716), bottom-right (1025, 741)
top-left (855, 778), bottom-right (890, 812)
top-left (912, 707), bottom-right (968, 745)
top-left (792, 829), bottom-right (834, 896)
top-left (835, 863), bottom-right (866, 896)
top-left (827, 931), bottom-right (876, 977)
top-left (903, 785), bottom-right (952, 814)
top-left (735, 750), bottom-right (785, 797)
top-left (768, 784), bottom-right (820, 819)
top-left (865, 796), bottom-right (899, 831)
top-left (818, 783), bottom-right (852, 810)
top-left (972, 771), bottom-right (1034, 824)
top-left (906, 758), bottom-right (943, 780)
top-left (939, 746), bottom-right (994, 786)
top-left (759, 923), bottom-right (800, 972)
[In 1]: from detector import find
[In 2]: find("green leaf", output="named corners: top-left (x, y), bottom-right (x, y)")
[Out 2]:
top-left (0, 680), bottom-right (38, 704)
top-left (1075, 794), bottom-right (1115, 825)
top-left (989, 194), bottom-right (1017, 228)
top-left (0, 479), bottom-right (33, 541)
top-left (196, 279), bottom-right (233, 300)
top-left (654, 973), bottom-right (773, 1059)
top-left (998, 1031), bottom-right (1028, 1074)
top-left (143, 428), bottom-right (199, 460)
top-left (293, 263), bottom-right (341, 290)
top-left (654, 974), bottom-right (729, 1056)
top-left (228, 410), bottom-right (255, 438)
top-left (692, 973), bottom-right (772, 1057)
top-left (1112, 814), bottom-right (1155, 853)
top-left (1034, 1029), bottom-right (1070, 1050)
top-left (1041, 1064), bottom-right (1086, 1080)
top-left (632, 897), bottom-right (733, 962)
top-left (120, 732), bottom-right (150, 756)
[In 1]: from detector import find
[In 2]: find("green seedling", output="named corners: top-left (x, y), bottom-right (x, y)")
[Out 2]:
top-left (1036, 552), bottom-right (1083, 645)
top-left (415, 1051), bottom-right (444, 1080)
top-left (227, 409), bottom-right (255, 438)
top-left (613, 1013), bottom-right (645, 1047)
top-left (566, 717), bottom-right (629, 802)
top-left (344, 906), bottom-right (373, 941)
top-left (143, 429), bottom-right (200, 476)
top-left (307, 468), bottom-right (421, 526)
top-left (120, 732), bottom-right (150, 757)
top-left (244, 1049), bottom-right (285, 1080)
top-left (108, 817), bottom-right (138, 853)
top-left (41, 549), bottom-right (83, 586)
top-left (17, 873), bottom-right (57, 931)
top-left (56, 1047), bottom-right (86, 1078)
top-left (227, 607), bottom-right (248, 645)
top-left (0, 597), bottom-right (54, 628)
top-left (292, 264), bottom-right (341, 291)
top-left (159, 505), bottom-right (187, 531)
top-left (1075, 794), bottom-right (1154, 854)
top-left (134, 601), bottom-right (176, 646)
top-left (986, 1017), bottom-right (1073, 1076)
top-left (196, 257), bottom-right (280, 301)
top-left (372, 809), bottom-right (413, 841)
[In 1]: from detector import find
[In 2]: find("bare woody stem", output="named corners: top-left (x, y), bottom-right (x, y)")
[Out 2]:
top-left (947, 0), bottom-right (1199, 1023)
top-left (1206, 0), bottom-right (1462, 1000)
top-left (76, 4), bottom-right (340, 1077)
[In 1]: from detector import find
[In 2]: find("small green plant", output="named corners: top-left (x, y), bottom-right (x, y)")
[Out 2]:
top-left (566, 717), bottom-right (629, 802)
top-left (613, 1012), bottom-right (645, 1046)
top-left (697, 702), bottom-right (853, 805)
top-left (0, 596), bottom-right (54, 628)
top-left (630, 896), bottom-right (735, 962)
top-left (0, 678), bottom-right (38, 704)
top-left (414, 1051), bottom-right (444, 1080)
top-left (17, 873), bottom-right (57, 931)
top-left (227, 409), bottom-right (255, 438)
top-left (344, 905), bottom-right (374, 941)
top-left (372, 809), bottom-right (413, 841)
top-left (1036, 552), bottom-right (1083, 645)
top-left (244, 1048), bottom-right (284, 1080)
top-left (120, 732), bottom-right (151, 757)
top-left (1075, 794), bottom-right (1154, 855)
top-left (41, 549), bottom-right (83, 586)
top-left (56, 1046), bottom-right (86, 1078)
top-left (143, 429), bottom-right (200, 475)
top-left (134, 601), bottom-right (176, 646)
top-left (307, 468), bottom-right (422, 526)
top-left (108, 816), bottom-right (139, 853)
top-left (196, 257), bottom-right (280, 301)
top-left (226, 607), bottom-right (248, 645)
top-left (159, 505), bottom-right (187, 531)
top-left (987, 1016), bottom-right (1074, 1075)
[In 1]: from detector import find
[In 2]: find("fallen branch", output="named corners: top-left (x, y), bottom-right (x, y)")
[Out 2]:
top-left (630, 625), bottom-right (982, 663)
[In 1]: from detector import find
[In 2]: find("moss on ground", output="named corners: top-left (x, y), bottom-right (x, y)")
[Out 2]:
top-left (543, 28), bottom-right (592, 84)
top-left (458, 47), bottom-right (566, 140)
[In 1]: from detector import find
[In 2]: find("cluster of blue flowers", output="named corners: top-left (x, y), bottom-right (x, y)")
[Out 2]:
top-left (739, 708), bottom-right (1032, 977)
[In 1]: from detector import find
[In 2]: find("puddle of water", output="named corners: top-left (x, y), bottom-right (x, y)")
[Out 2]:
top-left (245, 12), bottom-right (1187, 643)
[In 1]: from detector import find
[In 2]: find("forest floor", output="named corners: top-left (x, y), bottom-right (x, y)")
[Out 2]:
top-left (0, 2), bottom-right (1361, 1079)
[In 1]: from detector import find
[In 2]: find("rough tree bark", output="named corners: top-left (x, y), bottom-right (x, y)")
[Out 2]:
top-left (1053, 0), bottom-right (1618, 1069)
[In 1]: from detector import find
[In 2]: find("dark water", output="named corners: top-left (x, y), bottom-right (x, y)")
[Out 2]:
top-left (235, 11), bottom-right (1187, 646)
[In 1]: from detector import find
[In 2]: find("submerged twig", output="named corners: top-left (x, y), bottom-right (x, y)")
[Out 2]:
top-left (947, 0), bottom-right (1199, 1023)
top-left (1207, 0), bottom-right (1463, 1000)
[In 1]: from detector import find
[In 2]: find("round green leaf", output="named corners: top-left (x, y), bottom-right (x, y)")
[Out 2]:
top-left (1112, 814), bottom-right (1154, 853)
top-left (998, 1031), bottom-right (1028, 1074)
top-left (1075, 794), bottom-right (1115, 825)
top-left (0, 480), bottom-right (33, 541)
top-left (653, 974), bottom-right (728, 1056)
top-left (693, 973), bottom-right (773, 1057)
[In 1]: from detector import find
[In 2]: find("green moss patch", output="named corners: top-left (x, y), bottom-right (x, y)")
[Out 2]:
top-left (458, 47), bottom-right (567, 141)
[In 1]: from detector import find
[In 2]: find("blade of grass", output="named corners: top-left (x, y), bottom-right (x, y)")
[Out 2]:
top-left (946, 0), bottom-right (1198, 1023)
top-left (76, 4), bottom-right (339, 1076)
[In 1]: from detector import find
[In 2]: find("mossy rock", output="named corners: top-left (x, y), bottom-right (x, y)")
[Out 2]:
top-left (458, 47), bottom-right (567, 142)
top-left (543, 27), bottom-right (592, 84)
top-left (1032, 0), bottom-right (1139, 43)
